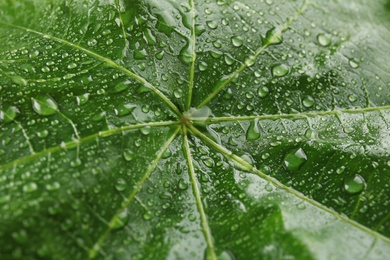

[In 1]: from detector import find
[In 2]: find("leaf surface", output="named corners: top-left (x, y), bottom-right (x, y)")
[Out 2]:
top-left (0, 0), bottom-right (390, 259)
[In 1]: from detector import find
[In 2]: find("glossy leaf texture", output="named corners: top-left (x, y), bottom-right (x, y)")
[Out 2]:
top-left (0, 0), bottom-right (389, 259)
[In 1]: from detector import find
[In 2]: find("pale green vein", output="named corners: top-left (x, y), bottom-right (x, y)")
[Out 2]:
top-left (88, 126), bottom-right (181, 259)
top-left (188, 124), bottom-right (390, 244)
top-left (0, 22), bottom-right (182, 117)
top-left (0, 120), bottom-right (179, 171)
top-left (196, 0), bottom-right (313, 108)
top-left (15, 121), bottom-right (35, 154)
top-left (114, 0), bottom-right (129, 59)
top-left (182, 127), bottom-right (217, 260)
top-left (192, 105), bottom-right (390, 123)
top-left (186, 0), bottom-right (197, 111)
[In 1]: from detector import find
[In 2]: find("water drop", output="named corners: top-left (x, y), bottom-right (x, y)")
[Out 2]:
top-left (123, 149), bottom-right (135, 161)
top-left (134, 48), bottom-right (147, 60)
top-left (246, 120), bottom-right (260, 140)
top-left (67, 63), bottom-right (77, 69)
top-left (178, 179), bottom-right (188, 190)
top-left (46, 182), bottom-right (60, 191)
top-left (317, 33), bottom-right (331, 47)
top-left (283, 148), bottom-right (307, 171)
top-left (23, 182), bottom-right (38, 193)
top-left (206, 20), bottom-right (218, 29)
top-left (349, 59), bottom-right (359, 68)
top-left (272, 64), bottom-right (289, 77)
top-left (155, 50), bottom-right (165, 60)
top-left (231, 36), bottom-right (243, 47)
top-left (0, 106), bottom-right (20, 123)
top-left (198, 61), bottom-right (208, 71)
top-left (302, 96), bottom-right (315, 108)
top-left (114, 103), bottom-right (136, 117)
top-left (110, 209), bottom-right (129, 230)
top-left (179, 41), bottom-right (193, 65)
top-left (11, 76), bottom-right (28, 86)
top-left (264, 27), bottom-right (283, 45)
top-left (76, 93), bottom-right (89, 106)
top-left (257, 86), bottom-right (269, 98)
top-left (344, 174), bottom-right (366, 194)
top-left (31, 94), bottom-right (58, 116)
top-left (336, 166), bottom-right (346, 174)
top-left (348, 94), bottom-right (357, 102)
top-left (115, 178), bottom-right (127, 191)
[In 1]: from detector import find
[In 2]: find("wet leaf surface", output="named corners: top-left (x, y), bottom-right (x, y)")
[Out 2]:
top-left (0, 0), bottom-right (390, 259)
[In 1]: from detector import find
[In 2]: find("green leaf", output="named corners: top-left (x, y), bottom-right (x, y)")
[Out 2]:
top-left (0, 0), bottom-right (389, 259)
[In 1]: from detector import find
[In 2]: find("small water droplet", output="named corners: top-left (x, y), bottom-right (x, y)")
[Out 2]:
top-left (349, 59), bottom-right (359, 68)
top-left (231, 36), bottom-right (243, 47)
top-left (317, 33), bottom-right (331, 47)
top-left (302, 96), bottom-right (315, 108)
top-left (46, 182), bottom-right (60, 191)
top-left (11, 76), bottom-right (28, 86)
top-left (123, 149), bottom-right (135, 161)
top-left (110, 209), bottom-right (129, 230)
top-left (178, 179), bottom-right (188, 190)
top-left (155, 50), bottom-right (165, 60)
top-left (67, 63), bottom-right (77, 69)
top-left (198, 61), bottom-right (208, 71)
top-left (336, 166), bottom-right (346, 174)
top-left (114, 104), bottom-right (136, 117)
top-left (257, 86), bottom-right (269, 98)
top-left (0, 106), bottom-right (20, 123)
top-left (283, 148), bottom-right (307, 171)
top-left (31, 94), bottom-right (58, 116)
top-left (348, 94), bottom-right (357, 102)
top-left (344, 174), bottom-right (366, 194)
top-left (206, 20), bottom-right (218, 29)
top-left (272, 64), bottom-right (289, 77)
top-left (264, 27), bottom-right (283, 45)
top-left (76, 93), bottom-right (89, 106)
top-left (23, 182), bottom-right (38, 193)
top-left (115, 178), bottom-right (127, 191)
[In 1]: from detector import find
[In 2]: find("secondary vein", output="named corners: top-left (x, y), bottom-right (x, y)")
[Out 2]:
top-left (183, 127), bottom-right (217, 260)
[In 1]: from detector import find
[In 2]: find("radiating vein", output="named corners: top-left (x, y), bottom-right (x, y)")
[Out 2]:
top-left (192, 105), bottom-right (390, 123)
top-left (0, 120), bottom-right (179, 171)
top-left (183, 127), bottom-right (217, 260)
top-left (196, 0), bottom-right (313, 108)
top-left (88, 126), bottom-right (181, 259)
top-left (188, 124), bottom-right (390, 244)
top-left (186, 0), bottom-right (197, 111)
top-left (0, 21), bottom-right (181, 117)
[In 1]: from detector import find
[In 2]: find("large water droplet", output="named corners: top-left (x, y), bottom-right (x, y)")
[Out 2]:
top-left (344, 174), bottom-right (366, 194)
top-left (272, 64), bottom-right (289, 77)
top-left (0, 106), bottom-right (20, 123)
top-left (31, 94), bottom-right (58, 116)
top-left (179, 41), bottom-right (194, 65)
top-left (246, 120), bottom-right (260, 140)
top-left (283, 148), bottom-right (307, 171)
